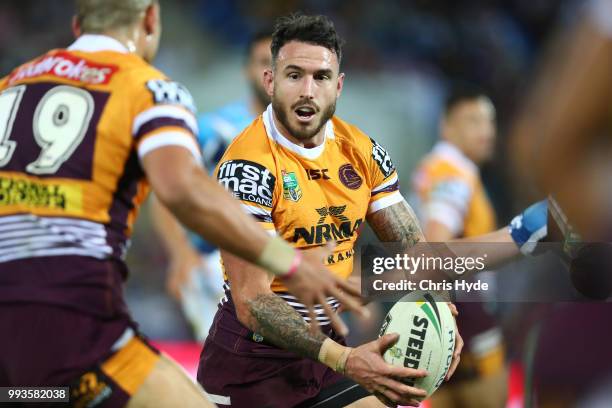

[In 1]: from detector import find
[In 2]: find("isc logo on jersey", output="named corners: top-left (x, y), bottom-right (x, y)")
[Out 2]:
top-left (217, 160), bottom-right (276, 208)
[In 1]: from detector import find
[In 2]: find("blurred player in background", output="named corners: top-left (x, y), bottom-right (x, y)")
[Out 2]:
top-left (151, 30), bottom-right (272, 341)
top-left (0, 1), bottom-right (366, 406)
top-left (511, 0), bottom-right (612, 406)
top-left (198, 13), bottom-right (462, 408)
top-left (511, 0), bottom-right (612, 241)
top-left (411, 87), bottom-right (507, 408)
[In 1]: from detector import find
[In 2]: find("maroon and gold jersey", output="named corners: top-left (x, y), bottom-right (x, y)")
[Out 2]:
top-left (0, 35), bottom-right (200, 315)
top-left (216, 105), bottom-right (402, 325)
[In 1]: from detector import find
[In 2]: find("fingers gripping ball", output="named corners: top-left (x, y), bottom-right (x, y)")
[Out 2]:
top-left (379, 291), bottom-right (456, 401)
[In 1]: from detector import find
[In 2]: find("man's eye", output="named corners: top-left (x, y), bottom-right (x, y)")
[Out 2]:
top-left (316, 74), bottom-right (330, 81)
top-left (288, 73), bottom-right (300, 80)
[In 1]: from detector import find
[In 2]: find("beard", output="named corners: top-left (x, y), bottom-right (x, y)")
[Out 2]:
top-left (272, 96), bottom-right (336, 141)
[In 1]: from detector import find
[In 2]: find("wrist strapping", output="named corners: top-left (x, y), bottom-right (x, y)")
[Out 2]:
top-left (257, 236), bottom-right (299, 277)
top-left (318, 338), bottom-right (352, 374)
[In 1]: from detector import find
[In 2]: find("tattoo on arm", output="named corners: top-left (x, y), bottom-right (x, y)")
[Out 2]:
top-left (367, 201), bottom-right (426, 248)
top-left (246, 294), bottom-right (327, 360)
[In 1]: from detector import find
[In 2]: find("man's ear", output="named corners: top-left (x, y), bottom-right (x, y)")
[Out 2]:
top-left (336, 72), bottom-right (345, 98)
top-left (263, 69), bottom-right (274, 97)
top-left (71, 15), bottom-right (82, 38)
top-left (144, 3), bottom-right (158, 35)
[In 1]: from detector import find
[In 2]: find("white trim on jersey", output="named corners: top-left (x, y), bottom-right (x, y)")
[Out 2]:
top-left (368, 191), bottom-right (404, 214)
top-left (262, 104), bottom-right (334, 160)
top-left (132, 105), bottom-right (198, 137)
top-left (372, 174), bottom-right (399, 193)
top-left (220, 282), bottom-right (338, 325)
top-left (137, 131), bottom-right (202, 162)
top-left (240, 203), bottom-right (272, 219)
top-left (0, 215), bottom-right (112, 263)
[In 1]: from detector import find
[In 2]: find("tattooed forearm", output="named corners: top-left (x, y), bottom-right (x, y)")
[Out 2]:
top-left (367, 200), bottom-right (426, 248)
top-left (246, 293), bottom-right (327, 360)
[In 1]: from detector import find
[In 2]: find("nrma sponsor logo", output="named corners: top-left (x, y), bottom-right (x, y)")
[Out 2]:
top-left (217, 160), bottom-right (276, 208)
top-left (293, 205), bottom-right (363, 245)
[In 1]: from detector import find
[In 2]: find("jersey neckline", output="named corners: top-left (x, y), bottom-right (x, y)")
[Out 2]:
top-left (262, 104), bottom-right (334, 160)
top-left (67, 34), bottom-right (130, 54)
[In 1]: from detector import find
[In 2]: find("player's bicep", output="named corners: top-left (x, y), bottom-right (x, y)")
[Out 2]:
top-left (141, 145), bottom-right (203, 206)
top-left (367, 199), bottom-right (425, 247)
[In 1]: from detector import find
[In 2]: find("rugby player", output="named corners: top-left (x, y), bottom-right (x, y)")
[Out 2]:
top-left (0, 2), bottom-right (364, 406)
top-left (197, 14), bottom-right (462, 408)
top-left (150, 30), bottom-right (273, 340)
top-left (411, 87), bottom-right (507, 408)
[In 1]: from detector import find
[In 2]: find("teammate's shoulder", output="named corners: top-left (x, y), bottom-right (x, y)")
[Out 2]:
top-left (123, 63), bottom-right (197, 113)
top-left (417, 150), bottom-right (476, 187)
top-left (425, 143), bottom-right (476, 177)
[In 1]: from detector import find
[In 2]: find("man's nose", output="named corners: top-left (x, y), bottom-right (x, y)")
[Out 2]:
top-left (300, 76), bottom-right (315, 99)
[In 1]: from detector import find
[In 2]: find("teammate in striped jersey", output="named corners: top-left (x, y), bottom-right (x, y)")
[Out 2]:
top-left (0, 2), bottom-right (364, 406)
top-left (197, 14), bottom-right (462, 408)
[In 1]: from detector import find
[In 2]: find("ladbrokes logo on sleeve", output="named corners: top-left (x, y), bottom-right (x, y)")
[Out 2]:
top-left (217, 160), bottom-right (276, 208)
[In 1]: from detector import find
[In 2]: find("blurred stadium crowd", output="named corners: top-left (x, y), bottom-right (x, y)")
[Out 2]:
top-left (0, 0), bottom-right (586, 344)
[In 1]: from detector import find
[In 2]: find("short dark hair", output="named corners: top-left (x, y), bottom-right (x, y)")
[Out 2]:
top-left (271, 13), bottom-right (344, 66)
top-left (245, 28), bottom-right (273, 60)
top-left (444, 84), bottom-right (490, 116)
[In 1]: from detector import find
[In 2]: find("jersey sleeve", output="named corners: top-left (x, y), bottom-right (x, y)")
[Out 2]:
top-left (131, 75), bottom-right (201, 162)
top-left (367, 137), bottom-right (404, 214)
top-left (421, 176), bottom-right (473, 235)
top-left (214, 145), bottom-right (277, 234)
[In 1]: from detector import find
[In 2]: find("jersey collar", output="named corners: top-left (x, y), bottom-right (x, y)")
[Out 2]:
top-left (432, 141), bottom-right (478, 174)
top-left (262, 104), bottom-right (334, 160)
top-left (67, 34), bottom-right (130, 54)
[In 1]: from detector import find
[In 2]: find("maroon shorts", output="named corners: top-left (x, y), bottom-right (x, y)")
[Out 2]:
top-left (531, 304), bottom-right (612, 394)
top-left (197, 299), bottom-right (369, 408)
top-left (0, 303), bottom-right (160, 407)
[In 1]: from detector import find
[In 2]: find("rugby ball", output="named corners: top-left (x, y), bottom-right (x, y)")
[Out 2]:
top-left (379, 291), bottom-right (456, 400)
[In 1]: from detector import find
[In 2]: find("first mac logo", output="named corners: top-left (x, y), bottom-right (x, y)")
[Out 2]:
top-left (217, 160), bottom-right (276, 208)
